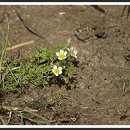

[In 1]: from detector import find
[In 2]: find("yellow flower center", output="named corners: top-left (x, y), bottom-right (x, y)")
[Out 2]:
top-left (54, 69), bottom-right (60, 74)
top-left (59, 54), bottom-right (65, 59)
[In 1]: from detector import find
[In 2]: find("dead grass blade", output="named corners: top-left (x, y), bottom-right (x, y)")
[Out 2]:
top-left (0, 116), bottom-right (7, 125)
top-left (6, 40), bottom-right (34, 51)
top-left (7, 111), bottom-right (12, 125)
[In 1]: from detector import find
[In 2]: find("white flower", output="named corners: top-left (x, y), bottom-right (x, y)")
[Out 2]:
top-left (52, 65), bottom-right (62, 76)
top-left (67, 47), bottom-right (78, 58)
top-left (56, 49), bottom-right (67, 60)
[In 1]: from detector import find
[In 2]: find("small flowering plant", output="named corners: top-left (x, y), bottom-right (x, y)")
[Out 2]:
top-left (4, 43), bottom-right (79, 92)
top-left (50, 44), bottom-right (79, 85)
top-left (51, 44), bottom-right (78, 85)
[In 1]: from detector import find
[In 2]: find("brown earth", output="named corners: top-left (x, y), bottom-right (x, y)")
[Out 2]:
top-left (0, 5), bottom-right (130, 125)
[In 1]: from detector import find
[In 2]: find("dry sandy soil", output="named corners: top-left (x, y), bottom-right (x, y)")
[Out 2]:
top-left (0, 5), bottom-right (130, 125)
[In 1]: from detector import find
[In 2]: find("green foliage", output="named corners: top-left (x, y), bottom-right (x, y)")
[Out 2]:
top-left (47, 97), bottom-right (56, 107)
top-left (2, 43), bottom-right (79, 92)
top-left (65, 62), bottom-right (75, 79)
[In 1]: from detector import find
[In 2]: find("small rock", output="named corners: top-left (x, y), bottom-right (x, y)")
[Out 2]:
top-left (59, 12), bottom-right (66, 16)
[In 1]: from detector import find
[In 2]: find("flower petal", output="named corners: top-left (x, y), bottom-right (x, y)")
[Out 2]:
top-left (74, 55), bottom-right (77, 58)
top-left (58, 67), bottom-right (62, 71)
top-left (64, 51), bottom-right (67, 55)
top-left (59, 70), bottom-right (62, 74)
top-left (52, 69), bottom-right (55, 73)
top-left (64, 56), bottom-right (67, 59)
top-left (56, 52), bottom-right (59, 56)
top-left (60, 49), bottom-right (64, 53)
top-left (74, 50), bottom-right (78, 55)
top-left (53, 65), bottom-right (57, 69)
top-left (55, 74), bottom-right (59, 76)
top-left (58, 57), bottom-right (62, 60)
